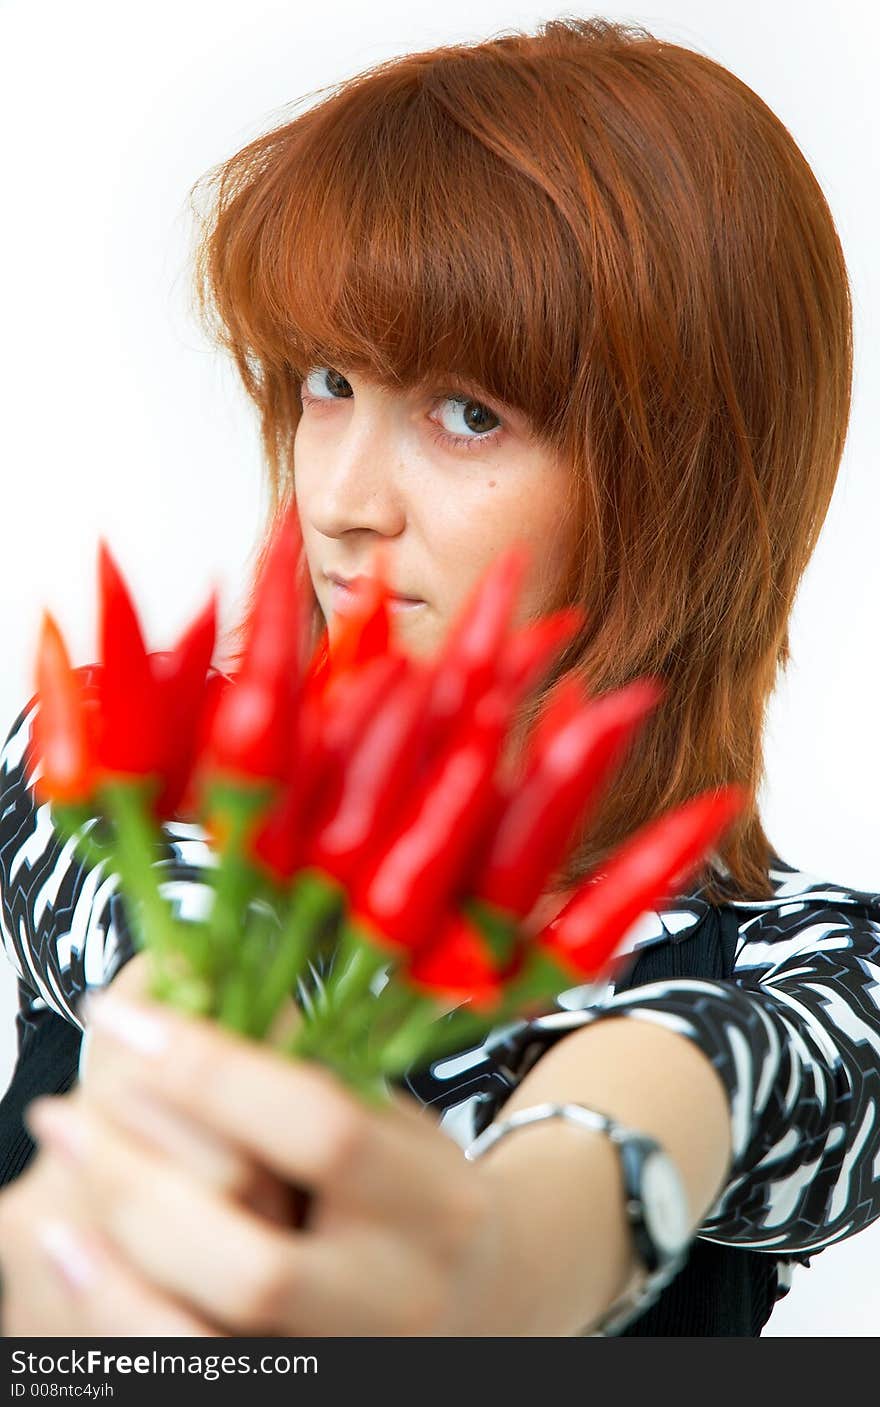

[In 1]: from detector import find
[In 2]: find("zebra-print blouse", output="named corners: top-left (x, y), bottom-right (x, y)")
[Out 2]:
top-left (2, 673), bottom-right (879, 1316)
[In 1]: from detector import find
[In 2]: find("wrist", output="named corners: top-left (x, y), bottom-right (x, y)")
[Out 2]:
top-left (468, 1115), bottom-right (640, 1336)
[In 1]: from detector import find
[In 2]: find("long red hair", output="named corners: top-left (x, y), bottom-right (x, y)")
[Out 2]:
top-left (185, 16), bottom-right (853, 904)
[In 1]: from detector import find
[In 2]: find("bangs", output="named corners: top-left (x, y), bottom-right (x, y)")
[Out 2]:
top-left (190, 63), bottom-right (584, 444)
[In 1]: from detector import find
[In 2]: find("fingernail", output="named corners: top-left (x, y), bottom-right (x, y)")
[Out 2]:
top-left (24, 1098), bottom-right (86, 1163)
top-left (36, 1217), bottom-right (101, 1291)
top-left (84, 991), bottom-right (169, 1056)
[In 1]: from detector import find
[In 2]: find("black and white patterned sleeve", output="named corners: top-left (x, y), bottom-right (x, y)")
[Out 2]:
top-left (0, 670), bottom-right (219, 1033)
top-left (474, 894), bottom-right (880, 1256)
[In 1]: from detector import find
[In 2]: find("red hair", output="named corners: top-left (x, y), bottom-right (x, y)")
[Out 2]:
top-left (186, 16), bottom-right (853, 903)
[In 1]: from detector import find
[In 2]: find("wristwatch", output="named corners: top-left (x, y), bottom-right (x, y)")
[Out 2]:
top-left (463, 1100), bottom-right (693, 1336)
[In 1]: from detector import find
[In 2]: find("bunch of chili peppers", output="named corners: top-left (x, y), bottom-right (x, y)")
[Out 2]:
top-left (28, 505), bottom-right (746, 1105)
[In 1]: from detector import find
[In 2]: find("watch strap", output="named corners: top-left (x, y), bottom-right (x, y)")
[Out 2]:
top-left (464, 1099), bottom-right (691, 1336)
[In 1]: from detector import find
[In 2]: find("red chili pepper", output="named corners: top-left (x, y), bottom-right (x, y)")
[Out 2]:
top-left (417, 544), bottom-right (529, 771)
top-left (176, 667), bottom-right (233, 821)
top-left (348, 682), bottom-right (519, 957)
top-left (148, 598), bottom-right (218, 816)
top-left (96, 541), bottom-right (163, 776)
top-left (537, 785), bottom-right (747, 981)
top-left (445, 674), bottom-right (581, 906)
top-left (203, 505), bottom-right (304, 785)
top-left (522, 672), bottom-right (585, 754)
top-left (32, 548), bottom-right (219, 819)
top-left (248, 653), bottom-right (408, 882)
top-left (469, 676), bottom-right (666, 921)
top-left (302, 629), bottom-right (331, 702)
top-left (496, 605), bottom-right (585, 699)
top-left (325, 541), bottom-right (394, 675)
top-left (302, 658), bottom-right (436, 890)
top-left (406, 906), bottom-right (508, 1012)
top-left (98, 545), bottom-right (218, 814)
top-left (31, 614), bottom-right (99, 806)
top-left (245, 785), bottom-right (305, 882)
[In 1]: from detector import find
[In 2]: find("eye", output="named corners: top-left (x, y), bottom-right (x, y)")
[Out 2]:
top-left (297, 365), bottom-right (507, 457)
top-left (299, 366), bottom-right (353, 402)
top-left (428, 392), bottom-right (505, 456)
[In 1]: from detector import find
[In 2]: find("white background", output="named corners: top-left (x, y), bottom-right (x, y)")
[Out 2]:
top-left (1, 0), bottom-right (878, 1335)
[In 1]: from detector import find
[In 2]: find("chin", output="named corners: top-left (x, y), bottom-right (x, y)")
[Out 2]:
top-left (392, 616), bottom-right (445, 663)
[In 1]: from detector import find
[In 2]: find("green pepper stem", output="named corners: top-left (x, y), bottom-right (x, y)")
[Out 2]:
top-left (375, 994), bottom-right (455, 1077)
top-left (303, 916), bottom-right (388, 1048)
top-left (314, 967), bottom-right (417, 1064)
top-left (202, 777), bottom-right (272, 980)
top-left (497, 943), bottom-right (575, 1010)
top-left (249, 867), bottom-right (342, 1037)
top-left (99, 781), bottom-right (179, 958)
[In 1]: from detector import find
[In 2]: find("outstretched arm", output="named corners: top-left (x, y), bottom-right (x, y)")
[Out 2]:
top-left (476, 888), bottom-right (880, 1262)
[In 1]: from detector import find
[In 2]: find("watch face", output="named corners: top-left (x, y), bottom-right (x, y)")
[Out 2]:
top-left (641, 1151), bottom-right (691, 1255)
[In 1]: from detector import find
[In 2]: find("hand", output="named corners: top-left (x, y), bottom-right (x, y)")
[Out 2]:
top-left (0, 1081), bottom-right (233, 1336)
top-left (18, 985), bottom-right (512, 1336)
top-left (79, 953), bottom-right (300, 1225)
top-left (0, 955), bottom-right (295, 1336)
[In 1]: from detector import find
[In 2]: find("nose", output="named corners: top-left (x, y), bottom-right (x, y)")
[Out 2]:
top-left (305, 404), bottom-right (406, 542)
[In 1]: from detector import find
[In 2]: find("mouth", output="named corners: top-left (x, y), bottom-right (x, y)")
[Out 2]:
top-left (325, 573), bottom-right (425, 613)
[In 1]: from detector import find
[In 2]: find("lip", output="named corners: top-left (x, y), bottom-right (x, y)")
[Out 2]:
top-left (325, 572), bottom-right (424, 606)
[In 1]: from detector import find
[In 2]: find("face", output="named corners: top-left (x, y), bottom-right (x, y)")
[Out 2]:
top-left (293, 366), bottom-right (577, 661)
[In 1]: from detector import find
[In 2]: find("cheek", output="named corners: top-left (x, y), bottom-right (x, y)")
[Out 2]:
top-left (291, 424), bottom-right (324, 503)
top-left (523, 490), bottom-right (578, 609)
top-left (424, 490), bottom-right (557, 628)
top-left (483, 492), bottom-right (575, 622)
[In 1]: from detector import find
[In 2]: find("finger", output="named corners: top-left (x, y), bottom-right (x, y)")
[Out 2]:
top-left (30, 1129), bottom-right (444, 1337)
top-left (0, 1150), bottom-right (224, 1338)
top-left (79, 1082), bottom-right (298, 1226)
top-left (120, 1088), bottom-right (302, 1226)
top-left (24, 1094), bottom-right (312, 1335)
top-left (254, 1209), bottom-right (445, 1336)
top-left (0, 1155), bottom-right (94, 1336)
top-left (81, 988), bottom-right (469, 1237)
top-left (33, 1214), bottom-right (229, 1337)
top-left (79, 963), bottom-right (301, 1226)
top-left (80, 951), bottom-right (259, 1193)
top-left (240, 1210), bottom-right (442, 1339)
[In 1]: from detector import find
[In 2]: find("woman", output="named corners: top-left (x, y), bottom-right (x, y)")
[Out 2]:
top-left (1, 15), bottom-right (879, 1336)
